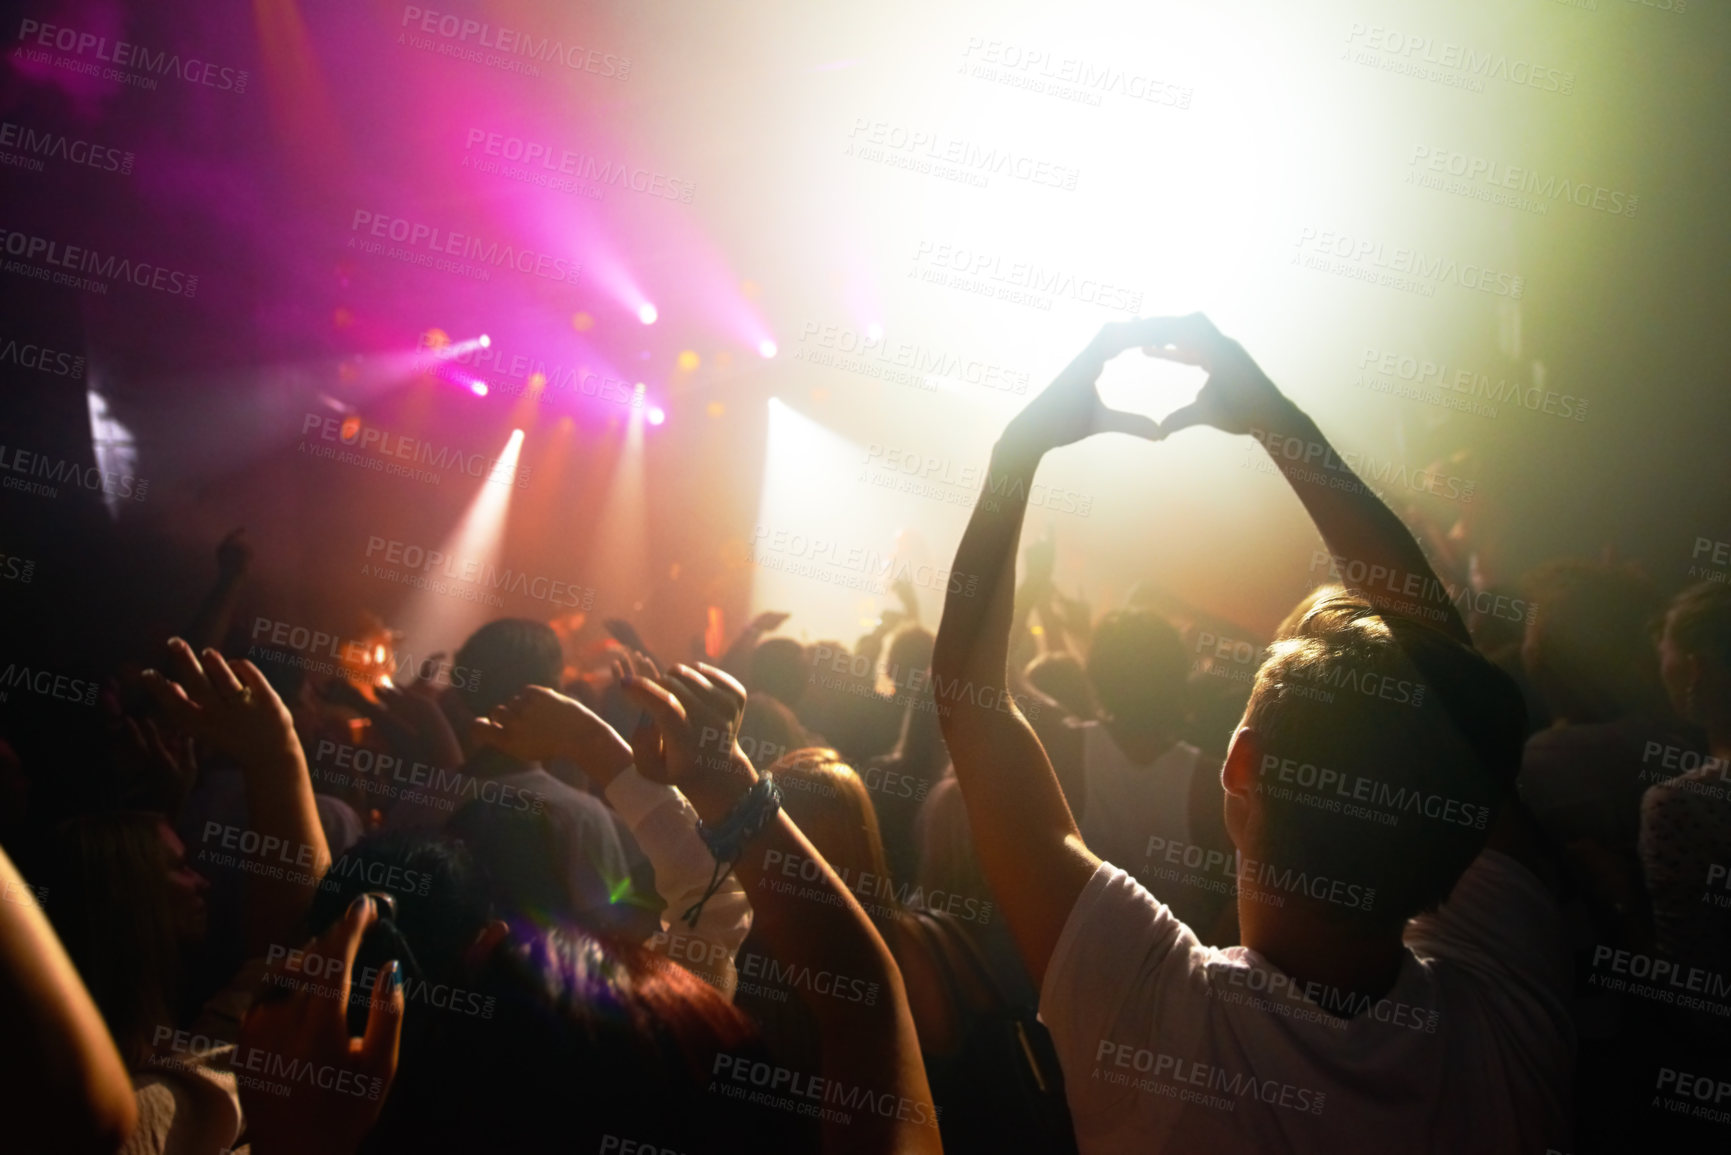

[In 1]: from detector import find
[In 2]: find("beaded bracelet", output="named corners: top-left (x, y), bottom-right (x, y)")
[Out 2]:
top-left (681, 773), bottom-right (782, 928)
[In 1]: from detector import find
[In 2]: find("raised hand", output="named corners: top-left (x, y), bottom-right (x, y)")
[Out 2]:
top-left (999, 321), bottom-right (1167, 459)
top-left (239, 893), bottom-right (403, 1155)
top-left (746, 610), bottom-right (791, 633)
top-left (373, 682), bottom-right (464, 771)
top-left (471, 684), bottom-right (634, 785)
top-left (1141, 313), bottom-right (1295, 437)
top-left (140, 639), bottom-right (298, 767)
top-left (616, 661), bottom-right (754, 810)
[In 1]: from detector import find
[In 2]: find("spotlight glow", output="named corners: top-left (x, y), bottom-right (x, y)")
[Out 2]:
top-left (470, 381), bottom-right (488, 396)
top-left (647, 407), bottom-right (666, 426)
top-left (758, 339), bottom-right (778, 359)
top-left (637, 303), bottom-right (658, 325)
top-left (478, 334), bottom-right (491, 348)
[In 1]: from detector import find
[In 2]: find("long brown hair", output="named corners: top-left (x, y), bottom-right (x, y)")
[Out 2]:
top-left (43, 810), bottom-right (181, 1067)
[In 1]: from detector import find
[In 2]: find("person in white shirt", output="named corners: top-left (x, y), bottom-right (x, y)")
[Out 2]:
top-left (931, 314), bottom-right (1574, 1154)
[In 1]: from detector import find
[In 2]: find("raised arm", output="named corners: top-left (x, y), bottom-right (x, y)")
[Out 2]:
top-left (0, 845), bottom-right (136, 1154)
top-left (619, 662), bottom-right (941, 1155)
top-left (144, 639), bottom-right (330, 956)
top-left (473, 683), bottom-right (753, 999)
top-left (931, 322), bottom-right (1163, 990)
top-left (1149, 314), bottom-right (1470, 646)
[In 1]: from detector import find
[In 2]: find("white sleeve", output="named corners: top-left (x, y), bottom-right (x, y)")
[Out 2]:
top-left (605, 768), bottom-right (752, 1000)
top-left (1403, 850), bottom-right (1573, 1027)
top-left (1039, 861), bottom-right (1201, 1132)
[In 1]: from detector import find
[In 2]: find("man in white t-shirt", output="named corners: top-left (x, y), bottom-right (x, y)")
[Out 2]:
top-left (932, 315), bottom-right (1573, 1153)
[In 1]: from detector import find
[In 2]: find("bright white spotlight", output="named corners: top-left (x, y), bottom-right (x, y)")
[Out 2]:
top-left (470, 381), bottom-right (489, 397)
top-left (758, 339), bottom-right (778, 358)
top-left (647, 407), bottom-right (666, 426)
top-left (637, 303), bottom-right (658, 325)
top-left (478, 334), bottom-right (491, 348)
top-left (866, 323), bottom-right (884, 341)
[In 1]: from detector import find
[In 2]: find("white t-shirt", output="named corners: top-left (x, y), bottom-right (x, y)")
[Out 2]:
top-left (1040, 850), bottom-right (1573, 1154)
top-left (1078, 723), bottom-right (1202, 875)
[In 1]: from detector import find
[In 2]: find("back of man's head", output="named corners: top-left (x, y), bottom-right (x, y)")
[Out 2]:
top-left (1522, 559), bottom-right (1664, 723)
top-left (456, 618), bottom-right (562, 715)
top-left (1087, 609), bottom-right (1188, 732)
top-left (749, 636), bottom-right (811, 707)
top-left (1242, 593), bottom-right (1524, 926)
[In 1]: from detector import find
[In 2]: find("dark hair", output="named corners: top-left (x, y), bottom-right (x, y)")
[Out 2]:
top-left (750, 636), bottom-right (811, 707)
top-left (1244, 593), bottom-right (1522, 925)
top-left (1522, 560), bottom-right (1665, 722)
top-left (361, 926), bottom-right (805, 1154)
top-left (304, 831), bottom-right (493, 990)
top-left (41, 811), bottom-right (181, 1066)
top-left (1025, 652), bottom-right (1099, 720)
top-left (1667, 581), bottom-right (1731, 670)
top-left (455, 619), bottom-right (562, 715)
top-left (1086, 609), bottom-right (1188, 732)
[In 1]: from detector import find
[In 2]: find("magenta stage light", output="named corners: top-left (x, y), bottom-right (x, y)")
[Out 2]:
top-left (637, 303), bottom-right (659, 325)
top-left (479, 334), bottom-right (491, 348)
top-left (471, 381), bottom-right (489, 396)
